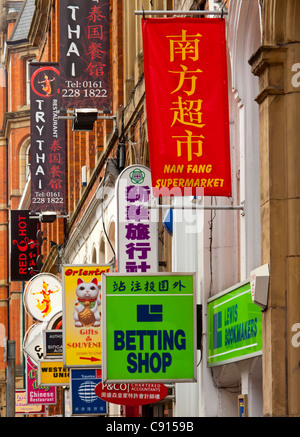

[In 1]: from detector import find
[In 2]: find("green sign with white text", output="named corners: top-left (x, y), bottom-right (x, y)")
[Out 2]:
top-left (102, 273), bottom-right (196, 383)
top-left (207, 280), bottom-right (262, 367)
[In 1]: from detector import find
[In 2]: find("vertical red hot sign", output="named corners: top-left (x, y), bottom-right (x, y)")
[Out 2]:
top-left (142, 18), bottom-right (232, 197)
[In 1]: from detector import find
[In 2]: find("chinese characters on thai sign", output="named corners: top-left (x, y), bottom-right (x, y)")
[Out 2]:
top-left (116, 165), bottom-right (158, 274)
top-left (30, 63), bottom-right (66, 212)
top-left (102, 273), bottom-right (197, 383)
top-left (142, 18), bottom-right (231, 196)
top-left (59, 0), bottom-right (111, 110)
top-left (10, 210), bottom-right (40, 281)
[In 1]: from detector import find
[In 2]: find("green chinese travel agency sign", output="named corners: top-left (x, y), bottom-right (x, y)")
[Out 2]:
top-left (102, 273), bottom-right (197, 383)
top-left (207, 280), bottom-right (262, 367)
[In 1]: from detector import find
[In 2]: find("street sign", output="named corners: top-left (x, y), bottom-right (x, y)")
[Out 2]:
top-left (207, 280), bottom-right (263, 366)
top-left (44, 330), bottom-right (63, 357)
top-left (38, 360), bottom-right (70, 386)
top-left (62, 264), bottom-right (111, 367)
top-left (24, 273), bottom-right (62, 321)
top-left (95, 381), bottom-right (168, 406)
top-left (26, 356), bottom-right (56, 405)
top-left (102, 272), bottom-right (197, 383)
top-left (16, 390), bottom-right (45, 415)
top-left (70, 369), bottom-right (107, 416)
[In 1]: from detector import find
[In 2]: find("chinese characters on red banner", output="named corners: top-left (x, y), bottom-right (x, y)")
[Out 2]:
top-left (116, 166), bottom-right (158, 274)
top-left (59, 0), bottom-right (111, 109)
top-left (142, 18), bottom-right (232, 197)
top-left (30, 63), bottom-right (66, 212)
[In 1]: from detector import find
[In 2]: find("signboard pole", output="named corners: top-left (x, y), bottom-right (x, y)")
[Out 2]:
top-left (6, 341), bottom-right (15, 417)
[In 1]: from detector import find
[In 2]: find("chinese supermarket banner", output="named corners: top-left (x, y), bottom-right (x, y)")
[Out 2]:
top-left (30, 63), bottom-right (66, 212)
top-left (142, 18), bottom-right (232, 197)
top-left (59, 0), bottom-right (111, 110)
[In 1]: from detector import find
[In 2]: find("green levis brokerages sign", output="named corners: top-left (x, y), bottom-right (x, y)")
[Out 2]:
top-left (102, 273), bottom-right (197, 383)
top-left (207, 280), bottom-right (262, 367)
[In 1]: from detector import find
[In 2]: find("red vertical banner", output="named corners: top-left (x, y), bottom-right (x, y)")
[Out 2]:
top-left (30, 63), bottom-right (66, 212)
top-left (59, 0), bottom-right (111, 110)
top-left (142, 18), bottom-right (232, 197)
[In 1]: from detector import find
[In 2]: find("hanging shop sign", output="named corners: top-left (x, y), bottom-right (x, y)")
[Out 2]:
top-left (38, 360), bottom-right (70, 386)
top-left (62, 264), bottom-right (111, 367)
top-left (95, 380), bottom-right (168, 406)
top-left (30, 62), bottom-right (66, 212)
top-left (43, 330), bottom-right (63, 358)
top-left (207, 280), bottom-right (263, 367)
top-left (10, 210), bottom-right (40, 281)
top-left (59, 0), bottom-right (111, 110)
top-left (15, 390), bottom-right (45, 415)
top-left (24, 273), bottom-right (62, 322)
top-left (142, 18), bottom-right (231, 197)
top-left (102, 272), bottom-right (197, 383)
top-left (26, 356), bottom-right (57, 405)
top-left (70, 369), bottom-right (107, 416)
top-left (116, 165), bottom-right (158, 274)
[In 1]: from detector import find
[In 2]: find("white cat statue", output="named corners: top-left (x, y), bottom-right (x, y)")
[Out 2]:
top-left (73, 277), bottom-right (101, 327)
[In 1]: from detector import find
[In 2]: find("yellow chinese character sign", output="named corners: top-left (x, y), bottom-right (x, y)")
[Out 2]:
top-left (142, 18), bottom-right (232, 197)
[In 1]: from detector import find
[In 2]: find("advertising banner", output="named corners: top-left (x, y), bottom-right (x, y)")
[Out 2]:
top-left (70, 369), bottom-right (107, 416)
top-left (95, 381), bottom-right (168, 406)
top-left (62, 264), bottom-right (111, 367)
top-left (38, 360), bottom-right (70, 386)
top-left (116, 165), bottom-right (158, 274)
top-left (102, 273), bottom-right (197, 383)
top-left (207, 280), bottom-right (263, 367)
top-left (10, 210), bottom-right (40, 281)
top-left (23, 273), bottom-right (62, 322)
top-left (30, 63), bottom-right (66, 212)
top-left (142, 18), bottom-right (231, 197)
top-left (26, 356), bottom-right (56, 405)
top-left (15, 390), bottom-right (45, 415)
top-left (59, 0), bottom-right (111, 110)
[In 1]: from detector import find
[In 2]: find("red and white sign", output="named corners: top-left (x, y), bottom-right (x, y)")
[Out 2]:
top-left (95, 381), bottom-right (168, 406)
top-left (142, 18), bottom-right (231, 197)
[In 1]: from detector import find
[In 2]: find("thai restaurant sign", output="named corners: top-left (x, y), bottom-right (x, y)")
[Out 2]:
top-left (10, 210), bottom-right (40, 281)
top-left (116, 165), bottom-right (158, 274)
top-left (62, 264), bottom-right (111, 367)
top-left (30, 62), bottom-right (66, 212)
top-left (142, 18), bottom-right (231, 197)
top-left (59, 0), bottom-right (111, 110)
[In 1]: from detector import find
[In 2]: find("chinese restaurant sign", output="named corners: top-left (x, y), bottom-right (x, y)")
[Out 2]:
top-left (30, 63), bottom-right (66, 212)
top-left (59, 0), bottom-right (111, 110)
top-left (62, 264), bottom-right (111, 367)
top-left (10, 210), bottom-right (40, 281)
top-left (15, 390), bottom-right (45, 415)
top-left (116, 165), bottom-right (158, 274)
top-left (142, 18), bottom-right (231, 197)
top-left (102, 273), bottom-right (197, 383)
top-left (207, 280), bottom-right (262, 367)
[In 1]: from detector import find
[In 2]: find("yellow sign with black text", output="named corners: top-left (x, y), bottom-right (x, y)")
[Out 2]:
top-left (38, 360), bottom-right (70, 386)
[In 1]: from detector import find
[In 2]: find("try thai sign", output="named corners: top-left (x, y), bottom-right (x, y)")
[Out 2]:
top-left (102, 273), bottom-right (197, 383)
top-left (142, 18), bottom-right (231, 196)
top-left (30, 63), bottom-right (65, 212)
top-left (10, 210), bottom-right (40, 281)
top-left (207, 280), bottom-right (263, 366)
top-left (116, 165), bottom-right (158, 274)
top-left (59, 0), bottom-right (111, 110)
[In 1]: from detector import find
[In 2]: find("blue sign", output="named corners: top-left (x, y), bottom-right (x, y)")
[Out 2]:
top-left (70, 369), bottom-right (107, 416)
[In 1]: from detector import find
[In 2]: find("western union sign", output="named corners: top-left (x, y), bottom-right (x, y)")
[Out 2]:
top-left (38, 360), bottom-right (70, 386)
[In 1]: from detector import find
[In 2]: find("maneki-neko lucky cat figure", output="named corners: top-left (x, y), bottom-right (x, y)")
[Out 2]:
top-left (73, 277), bottom-right (101, 327)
